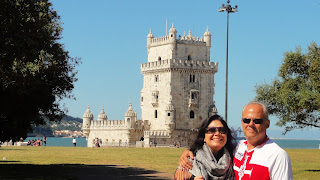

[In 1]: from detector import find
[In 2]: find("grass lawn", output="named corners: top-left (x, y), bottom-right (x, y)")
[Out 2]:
top-left (0, 146), bottom-right (319, 179)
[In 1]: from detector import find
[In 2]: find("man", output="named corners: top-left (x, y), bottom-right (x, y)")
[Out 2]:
top-left (179, 102), bottom-right (293, 180)
top-left (72, 137), bottom-right (76, 147)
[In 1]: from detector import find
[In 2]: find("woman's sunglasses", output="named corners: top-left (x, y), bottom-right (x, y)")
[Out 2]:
top-left (242, 118), bottom-right (264, 124)
top-left (206, 127), bottom-right (227, 134)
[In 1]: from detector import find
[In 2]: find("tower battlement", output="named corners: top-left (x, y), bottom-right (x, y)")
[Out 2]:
top-left (90, 119), bottom-right (127, 128)
top-left (141, 59), bottom-right (218, 73)
top-left (144, 130), bottom-right (171, 138)
top-left (149, 34), bottom-right (206, 47)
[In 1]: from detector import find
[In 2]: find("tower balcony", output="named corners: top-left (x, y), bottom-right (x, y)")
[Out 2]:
top-left (188, 99), bottom-right (198, 108)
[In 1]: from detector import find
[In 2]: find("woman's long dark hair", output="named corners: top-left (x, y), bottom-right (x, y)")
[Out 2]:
top-left (190, 114), bottom-right (236, 159)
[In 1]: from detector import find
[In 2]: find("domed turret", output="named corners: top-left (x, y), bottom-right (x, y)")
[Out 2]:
top-left (169, 23), bottom-right (177, 43)
top-left (82, 105), bottom-right (93, 139)
top-left (187, 30), bottom-right (193, 40)
top-left (83, 105), bottom-right (93, 119)
top-left (147, 29), bottom-right (154, 50)
top-left (125, 102), bottom-right (137, 128)
top-left (204, 27), bottom-right (212, 47)
top-left (97, 107), bottom-right (108, 121)
top-left (209, 102), bottom-right (218, 116)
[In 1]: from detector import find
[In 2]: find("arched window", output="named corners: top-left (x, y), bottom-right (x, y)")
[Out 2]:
top-left (188, 55), bottom-right (191, 60)
top-left (193, 75), bottom-right (195, 82)
top-left (127, 118), bottom-right (130, 124)
top-left (141, 97), bottom-right (143, 102)
top-left (155, 110), bottom-right (158, 118)
top-left (190, 110), bottom-right (194, 118)
top-left (158, 56), bottom-right (161, 61)
top-left (168, 113), bottom-right (171, 116)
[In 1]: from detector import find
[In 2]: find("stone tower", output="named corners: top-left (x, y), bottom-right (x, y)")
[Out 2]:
top-left (141, 24), bottom-right (218, 146)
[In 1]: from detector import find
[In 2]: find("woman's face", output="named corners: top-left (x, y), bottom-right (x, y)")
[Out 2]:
top-left (204, 120), bottom-right (227, 153)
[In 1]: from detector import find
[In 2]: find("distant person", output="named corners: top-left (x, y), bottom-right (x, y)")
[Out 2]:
top-left (150, 141), bottom-right (152, 147)
top-left (27, 140), bottom-right (31, 146)
top-left (43, 136), bottom-right (47, 146)
top-left (154, 140), bottom-right (157, 148)
top-left (72, 137), bottom-right (76, 147)
top-left (174, 115), bottom-right (235, 180)
top-left (179, 102), bottom-right (293, 179)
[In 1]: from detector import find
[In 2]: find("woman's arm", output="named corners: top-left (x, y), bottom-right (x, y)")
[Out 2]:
top-left (179, 149), bottom-right (194, 170)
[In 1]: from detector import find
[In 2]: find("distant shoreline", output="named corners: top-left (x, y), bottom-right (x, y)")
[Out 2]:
top-left (270, 137), bottom-right (320, 141)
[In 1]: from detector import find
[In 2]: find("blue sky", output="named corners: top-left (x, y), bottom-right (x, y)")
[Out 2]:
top-left (53, 0), bottom-right (320, 139)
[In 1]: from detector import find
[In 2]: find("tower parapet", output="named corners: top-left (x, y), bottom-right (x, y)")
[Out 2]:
top-left (141, 59), bottom-right (218, 73)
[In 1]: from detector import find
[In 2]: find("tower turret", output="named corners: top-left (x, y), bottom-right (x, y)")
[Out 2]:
top-left (147, 29), bottom-right (154, 52)
top-left (209, 101), bottom-right (218, 116)
top-left (169, 23), bottom-right (177, 43)
top-left (204, 27), bottom-right (212, 46)
top-left (82, 105), bottom-right (93, 139)
top-left (204, 27), bottom-right (212, 61)
top-left (97, 107), bottom-right (108, 121)
top-left (125, 102), bottom-right (137, 128)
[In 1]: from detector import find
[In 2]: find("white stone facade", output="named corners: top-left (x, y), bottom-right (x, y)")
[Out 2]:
top-left (82, 24), bottom-right (218, 147)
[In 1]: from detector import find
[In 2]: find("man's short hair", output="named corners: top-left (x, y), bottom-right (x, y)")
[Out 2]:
top-left (242, 102), bottom-right (269, 120)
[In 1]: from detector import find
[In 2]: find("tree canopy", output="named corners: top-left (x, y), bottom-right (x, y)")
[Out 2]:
top-left (0, 0), bottom-right (80, 142)
top-left (255, 42), bottom-right (320, 133)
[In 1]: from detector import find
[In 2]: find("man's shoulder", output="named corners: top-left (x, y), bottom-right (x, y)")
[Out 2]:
top-left (261, 139), bottom-right (289, 157)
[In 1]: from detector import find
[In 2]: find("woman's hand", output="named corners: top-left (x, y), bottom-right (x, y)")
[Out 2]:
top-left (179, 149), bottom-right (194, 170)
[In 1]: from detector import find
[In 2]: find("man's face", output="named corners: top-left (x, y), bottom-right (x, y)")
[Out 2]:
top-left (241, 104), bottom-right (270, 142)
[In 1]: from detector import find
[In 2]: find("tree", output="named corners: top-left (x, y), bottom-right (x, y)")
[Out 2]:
top-left (255, 42), bottom-right (320, 133)
top-left (0, 0), bottom-right (80, 142)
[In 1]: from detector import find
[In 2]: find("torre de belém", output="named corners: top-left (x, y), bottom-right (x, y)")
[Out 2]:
top-left (82, 24), bottom-right (219, 147)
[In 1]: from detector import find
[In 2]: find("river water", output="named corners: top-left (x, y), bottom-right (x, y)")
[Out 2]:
top-left (25, 137), bottom-right (320, 149)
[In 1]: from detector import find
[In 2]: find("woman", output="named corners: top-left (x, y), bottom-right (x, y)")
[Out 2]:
top-left (174, 115), bottom-right (236, 180)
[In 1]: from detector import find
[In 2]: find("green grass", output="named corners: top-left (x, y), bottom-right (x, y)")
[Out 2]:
top-left (0, 147), bottom-right (319, 179)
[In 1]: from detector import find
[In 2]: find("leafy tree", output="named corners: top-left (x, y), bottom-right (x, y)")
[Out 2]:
top-left (255, 42), bottom-right (320, 133)
top-left (0, 0), bottom-right (80, 142)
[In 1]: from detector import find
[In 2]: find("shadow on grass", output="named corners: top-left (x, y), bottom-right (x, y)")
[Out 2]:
top-left (0, 164), bottom-right (171, 180)
top-left (305, 169), bottom-right (320, 172)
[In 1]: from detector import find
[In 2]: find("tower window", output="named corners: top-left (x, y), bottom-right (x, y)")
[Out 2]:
top-left (155, 110), bottom-right (158, 118)
top-left (190, 111), bottom-right (195, 118)
top-left (190, 74), bottom-right (195, 82)
top-left (155, 75), bottom-right (159, 82)
top-left (188, 55), bottom-right (191, 60)
top-left (168, 113), bottom-right (171, 116)
top-left (171, 34), bottom-right (173, 37)
top-left (141, 97), bottom-right (143, 102)
top-left (158, 57), bottom-right (161, 61)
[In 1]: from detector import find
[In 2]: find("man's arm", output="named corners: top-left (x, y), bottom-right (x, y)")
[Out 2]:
top-left (179, 149), bottom-right (194, 170)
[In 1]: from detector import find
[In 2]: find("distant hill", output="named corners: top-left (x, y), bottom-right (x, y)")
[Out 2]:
top-left (62, 115), bottom-right (82, 123)
top-left (28, 115), bottom-right (82, 137)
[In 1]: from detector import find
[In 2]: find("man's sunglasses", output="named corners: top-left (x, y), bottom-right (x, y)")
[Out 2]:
top-left (242, 118), bottom-right (264, 124)
top-left (205, 127), bottom-right (227, 134)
